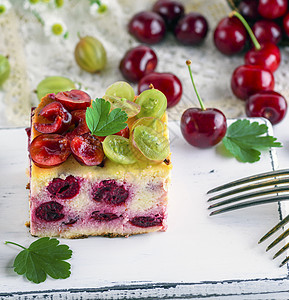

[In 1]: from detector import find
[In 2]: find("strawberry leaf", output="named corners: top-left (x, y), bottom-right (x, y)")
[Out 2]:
top-left (86, 98), bottom-right (128, 136)
top-left (222, 119), bottom-right (282, 163)
top-left (5, 237), bottom-right (72, 284)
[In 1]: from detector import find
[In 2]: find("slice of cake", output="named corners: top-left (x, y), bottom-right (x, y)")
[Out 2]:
top-left (27, 83), bottom-right (172, 238)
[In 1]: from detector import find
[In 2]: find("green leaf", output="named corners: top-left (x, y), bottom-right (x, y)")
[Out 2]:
top-left (86, 98), bottom-right (128, 136)
top-left (5, 237), bottom-right (72, 284)
top-left (222, 119), bottom-right (282, 163)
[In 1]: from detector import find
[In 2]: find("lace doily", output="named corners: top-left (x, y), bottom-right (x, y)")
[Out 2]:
top-left (0, 0), bottom-right (288, 127)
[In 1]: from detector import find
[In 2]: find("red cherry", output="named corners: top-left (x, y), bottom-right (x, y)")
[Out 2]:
top-left (246, 91), bottom-right (287, 125)
top-left (128, 11), bottom-right (166, 44)
top-left (138, 72), bottom-right (182, 108)
top-left (283, 12), bottom-right (289, 38)
top-left (30, 134), bottom-right (71, 168)
top-left (119, 45), bottom-right (157, 82)
top-left (152, 0), bottom-right (185, 30)
top-left (238, 0), bottom-right (260, 21)
top-left (70, 133), bottom-right (104, 166)
top-left (252, 20), bottom-right (282, 45)
top-left (174, 12), bottom-right (209, 45)
top-left (181, 108), bottom-right (227, 148)
top-left (65, 110), bottom-right (90, 140)
top-left (55, 90), bottom-right (91, 111)
top-left (231, 65), bottom-right (275, 100)
top-left (180, 60), bottom-right (227, 148)
top-left (245, 43), bottom-right (281, 72)
top-left (96, 126), bottom-right (129, 142)
top-left (258, 0), bottom-right (288, 19)
top-left (34, 101), bottom-right (72, 134)
top-left (214, 16), bottom-right (247, 56)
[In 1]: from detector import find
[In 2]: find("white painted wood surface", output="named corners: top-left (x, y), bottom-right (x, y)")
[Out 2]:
top-left (1, 119), bottom-right (289, 299)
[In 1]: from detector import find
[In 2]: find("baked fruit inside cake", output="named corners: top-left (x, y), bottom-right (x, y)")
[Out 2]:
top-left (27, 82), bottom-right (172, 238)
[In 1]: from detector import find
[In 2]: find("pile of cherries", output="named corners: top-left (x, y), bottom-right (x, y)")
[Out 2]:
top-left (119, 45), bottom-right (183, 108)
top-left (214, 0), bottom-right (288, 125)
top-left (29, 90), bottom-right (127, 168)
top-left (128, 0), bottom-right (208, 46)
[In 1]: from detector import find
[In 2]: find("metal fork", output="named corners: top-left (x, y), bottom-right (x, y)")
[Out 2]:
top-left (207, 168), bottom-right (289, 267)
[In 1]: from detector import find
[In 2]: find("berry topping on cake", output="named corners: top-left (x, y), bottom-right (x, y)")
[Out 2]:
top-left (129, 214), bottom-right (163, 227)
top-left (92, 180), bottom-right (129, 205)
top-left (91, 211), bottom-right (120, 222)
top-left (29, 134), bottom-right (71, 168)
top-left (55, 90), bottom-right (91, 111)
top-left (34, 101), bottom-right (72, 134)
top-left (35, 201), bottom-right (65, 222)
top-left (47, 175), bottom-right (80, 199)
top-left (70, 133), bottom-right (104, 166)
top-left (66, 110), bottom-right (90, 140)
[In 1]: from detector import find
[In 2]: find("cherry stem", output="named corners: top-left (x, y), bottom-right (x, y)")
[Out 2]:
top-left (5, 241), bottom-right (27, 250)
top-left (186, 60), bottom-right (205, 111)
top-left (231, 10), bottom-right (261, 51)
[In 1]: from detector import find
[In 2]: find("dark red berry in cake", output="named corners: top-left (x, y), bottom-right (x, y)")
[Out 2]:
top-left (245, 91), bottom-right (287, 125)
top-left (152, 0), bottom-right (185, 30)
top-left (138, 72), bottom-right (182, 108)
top-left (91, 211), bottom-right (119, 222)
top-left (258, 0), bottom-right (288, 19)
top-left (238, 0), bottom-right (259, 21)
top-left (29, 134), bottom-right (71, 168)
top-left (34, 101), bottom-right (72, 134)
top-left (128, 11), bottom-right (166, 44)
top-left (252, 20), bottom-right (282, 45)
top-left (55, 90), bottom-right (91, 111)
top-left (66, 110), bottom-right (90, 140)
top-left (130, 214), bottom-right (163, 227)
top-left (231, 65), bottom-right (275, 100)
top-left (62, 216), bottom-right (79, 226)
top-left (92, 180), bottom-right (129, 206)
top-left (245, 43), bottom-right (281, 73)
top-left (70, 133), bottom-right (104, 166)
top-left (174, 12), bottom-right (209, 45)
top-left (96, 126), bottom-right (129, 142)
top-left (35, 201), bottom-right (64, 222)
top-left (119, 45), bottom-right (157, 82)
top-left (214, 16), bottom-right (247, 55)
top-left (47, 175), bottom-right (80, 199)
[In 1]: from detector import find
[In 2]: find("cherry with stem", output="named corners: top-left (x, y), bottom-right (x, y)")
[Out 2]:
top-left (180, 60), bottom-right (227, 148)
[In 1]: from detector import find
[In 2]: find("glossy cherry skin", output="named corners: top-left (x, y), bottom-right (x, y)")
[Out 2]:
top-left (245, 43), bottom-right (281, 73)
top-left (128, 11), bottom-right (166, 44)
top-left (283, 12), bottom-right (289, 38)
top-left (55, 90), bottom-right (91, 111)
top-left (119, 45), bottom-right (157, 82)
top-left (152, 0), bottom-right (185, 30)
top-left (231, 65), bottom-right (275, 100)
top-left (65, 110), bottom-right (90, 141)
top-left (246, 91), bottom-right (287, 125)
top-left (138, 72), bottom-right (182, 108)
top-left (252, 20), bottom-right (282, 45)
top-left (174, 12), bottom-right (209, 45)
top-left (180, 108), bottom-right (227, 148)
top-left (238, 0), bottom-right (259, 21)
top-left (29, 134), bottom-right (71, 168)
top-left (214, 16), bottom-right (247, 55)
top-left (258, 0), bottom-right (288, 19)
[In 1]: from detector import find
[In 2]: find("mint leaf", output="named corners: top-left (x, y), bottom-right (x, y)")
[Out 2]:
top-left (5, 237), bottom-right (72, 284)
top-left (222, 119), bottom-right (282, 163)
top-left (86, 98), bottom-right (128, 136)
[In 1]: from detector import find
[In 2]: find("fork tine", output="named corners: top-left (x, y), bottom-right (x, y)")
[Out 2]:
top-left (209, 194), bottom-right (289, 216)
top-left (208, 178), bottom-right (289, 201)
top-left (280, 256), bottom-right (289, 267)
top-left (208, 186), bottom-right (289, 209)
top-left (266, 228), bottom-right (289, 251)
top-left (273, 242), bottom-right (289, 259)
top-left (207, 169), bottom-right (289, 194)
top-left (259, 214), bottom-right (289, 243)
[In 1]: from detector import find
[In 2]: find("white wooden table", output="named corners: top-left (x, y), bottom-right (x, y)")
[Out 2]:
top-left (1, 118), bottom-right (289, 299)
